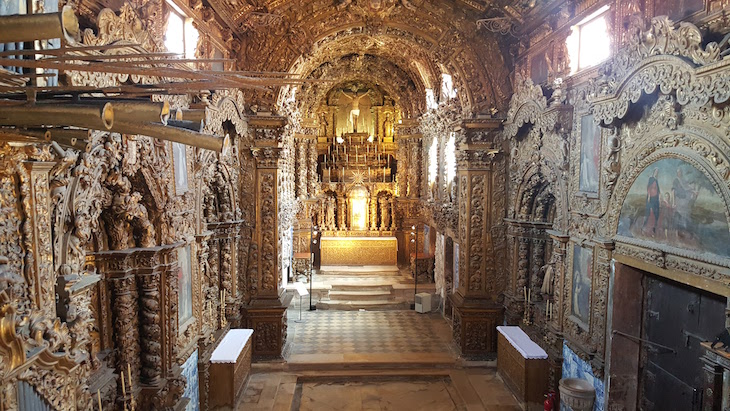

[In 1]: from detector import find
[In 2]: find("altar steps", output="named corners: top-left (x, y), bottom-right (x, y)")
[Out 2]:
top-left (318, 283), bottom-right (409, 310)
top-left (328, 290), bottom-right (393, 301)
top-left (319, 265), bottom-right (401, 277)
top-left (316, 299), bottom-right (410, 310)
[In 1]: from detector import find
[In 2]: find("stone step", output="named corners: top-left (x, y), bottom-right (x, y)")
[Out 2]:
top-left (319, 265), bottom-right (401, 276)
top-left (317, 299), bottom-right (410, 311)
top-left (329, 283), bottom-right (394, 292)
top-left (328, 290), bottom-right (395, 301)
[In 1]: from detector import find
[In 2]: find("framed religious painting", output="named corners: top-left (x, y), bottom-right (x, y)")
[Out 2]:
top-left (178, 245), bottom-right (193, 327)
top-left (570, 243), bottom-right (593, 329)
top-left (578, 114), bottom-right (601, 194)
top-left (172, 141), bottom-right (188, 195)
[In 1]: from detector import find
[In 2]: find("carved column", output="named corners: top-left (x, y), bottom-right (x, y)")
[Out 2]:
top-left (308, 138), bottom-right (318, 196)
top-left (378, 197), bottom-right (386, 231)
top-left (136, 249), bottom-right (163, 386)
top-left (396, 139), bottom-right (409, 197)
top-left (337, 195), bottom-right (347, 230)
top-left (448, 121), bottom-right (504, 358)
top-left (295, 138), bottom-right (307, 199)
top-left (245, 116), bottom-right (292, 359)
top-left (389, 197), bottom-right (397, 230)
top-left (369, 195), bottom-right (378, 230)
top-left (95, 251), bottom-right (141, 403)
top-left (531, 238), bottom-right (545, 300)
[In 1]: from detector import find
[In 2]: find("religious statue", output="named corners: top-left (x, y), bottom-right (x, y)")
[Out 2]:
top-left (383, 112), bottom-right (394, 139)
top-left (340, 87), bottom-right (371, 133)
top-left (319, 112), bottom-right (329, 137)
top-left (326, 197), bottom-right (336, 230)
top-left (540, 256), bottom-right (556, 295)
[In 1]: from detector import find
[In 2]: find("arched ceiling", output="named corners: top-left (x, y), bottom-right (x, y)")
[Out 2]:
top-left (297, 54), bottom-right (422, 117)
top-left (210, 0), bottom-right (533, 117)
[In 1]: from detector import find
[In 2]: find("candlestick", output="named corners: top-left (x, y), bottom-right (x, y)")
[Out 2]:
top-left (546, 302), bottom-right (549, 316)
top-left (97, 390), bottom-right (102, 411)
top-left (523, 286), bottom-right (527, 301)
top-left (528, 289), bottom-right (531, 303)
top-left (127, 363), bottom-right (132, 390)
top-left (383, 167), bottom-right (386, 183)
top-left (121, 370), bottom-right (126, 395)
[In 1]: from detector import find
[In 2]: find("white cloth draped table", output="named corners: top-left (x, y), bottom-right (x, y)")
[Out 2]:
top-left (496, 326), bottom-right (548, 359)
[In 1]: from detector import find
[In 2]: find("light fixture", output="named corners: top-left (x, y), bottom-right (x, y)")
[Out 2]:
top-left (367, 135), bottom-right (374, 143)
top-left (336, 136), bottom-right (344, 144)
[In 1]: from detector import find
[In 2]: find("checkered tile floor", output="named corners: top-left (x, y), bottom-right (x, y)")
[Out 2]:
top-left (287, 310), bottom-right (456, 356)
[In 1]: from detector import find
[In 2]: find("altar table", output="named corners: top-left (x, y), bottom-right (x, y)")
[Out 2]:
top-left (320, 236), bottom-right (397, 266)
top-left (209, 329), bottom-right (253, 409)
top-left (496, 326), bottom-right (549, 411)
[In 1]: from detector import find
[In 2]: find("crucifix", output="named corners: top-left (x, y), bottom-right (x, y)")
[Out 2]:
top-left (340, 87), bottom-right (371, 133)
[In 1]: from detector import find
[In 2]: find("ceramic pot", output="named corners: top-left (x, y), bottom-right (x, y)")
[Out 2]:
top-left (558, 378), bottom-right (595, 411)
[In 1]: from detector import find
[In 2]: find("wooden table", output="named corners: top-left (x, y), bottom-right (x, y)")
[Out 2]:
top-left (209, 329), bottom-right (253, 409)
top-left (497, 326), bottom-right (549, 411)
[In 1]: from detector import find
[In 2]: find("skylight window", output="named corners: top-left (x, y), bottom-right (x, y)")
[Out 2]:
top-left (566, 5), bottom-right (611, 74)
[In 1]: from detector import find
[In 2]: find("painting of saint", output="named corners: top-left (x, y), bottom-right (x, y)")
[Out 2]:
top-left (579, 114), bottom-right (601, 193)
top-left (618, 158), bottom-right (730, 257)
top-left (571, 245), bottom-right (592, 325)
top-left (173, 142), bottom-right (188, 194)
top-left (178, 245), bottom-right (193, 326)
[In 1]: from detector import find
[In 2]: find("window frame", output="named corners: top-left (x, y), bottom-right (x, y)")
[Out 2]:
top-left (567, 5), bottom-right (611, 74)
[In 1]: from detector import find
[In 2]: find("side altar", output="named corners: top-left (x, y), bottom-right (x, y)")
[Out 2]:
top-left (321, 236), bottom-right (398, 266)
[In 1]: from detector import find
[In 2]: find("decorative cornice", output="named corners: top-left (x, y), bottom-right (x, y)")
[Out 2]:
top-left (588, 16), bottom-right (730, 125)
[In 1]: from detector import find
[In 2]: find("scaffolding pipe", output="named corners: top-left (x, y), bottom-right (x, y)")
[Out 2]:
top-left (167, 119), bottom-right (203, 132)
top-left (110, 121), bottom-right (228, 152)
top-left (179, 109), bottom-right (206, 124)
top-left (0, 103), bottom-right (114, 130)
top-left (0, 6), bottom-right (79, 43)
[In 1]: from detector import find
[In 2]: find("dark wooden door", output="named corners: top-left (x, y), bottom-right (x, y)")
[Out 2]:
top-left (639, 276), bottom-right (725, 411)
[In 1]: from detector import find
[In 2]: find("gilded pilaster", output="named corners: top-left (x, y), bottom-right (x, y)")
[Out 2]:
top-left (245, 116), bottom-right (292, 359)
top-left (448, 120), bottom-right (504, 358)
top-left (21, 161), bottom-right (55, 319)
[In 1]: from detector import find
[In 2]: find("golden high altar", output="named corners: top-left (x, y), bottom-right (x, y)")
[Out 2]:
top-left (320, 236), bottom-right (398, 266)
